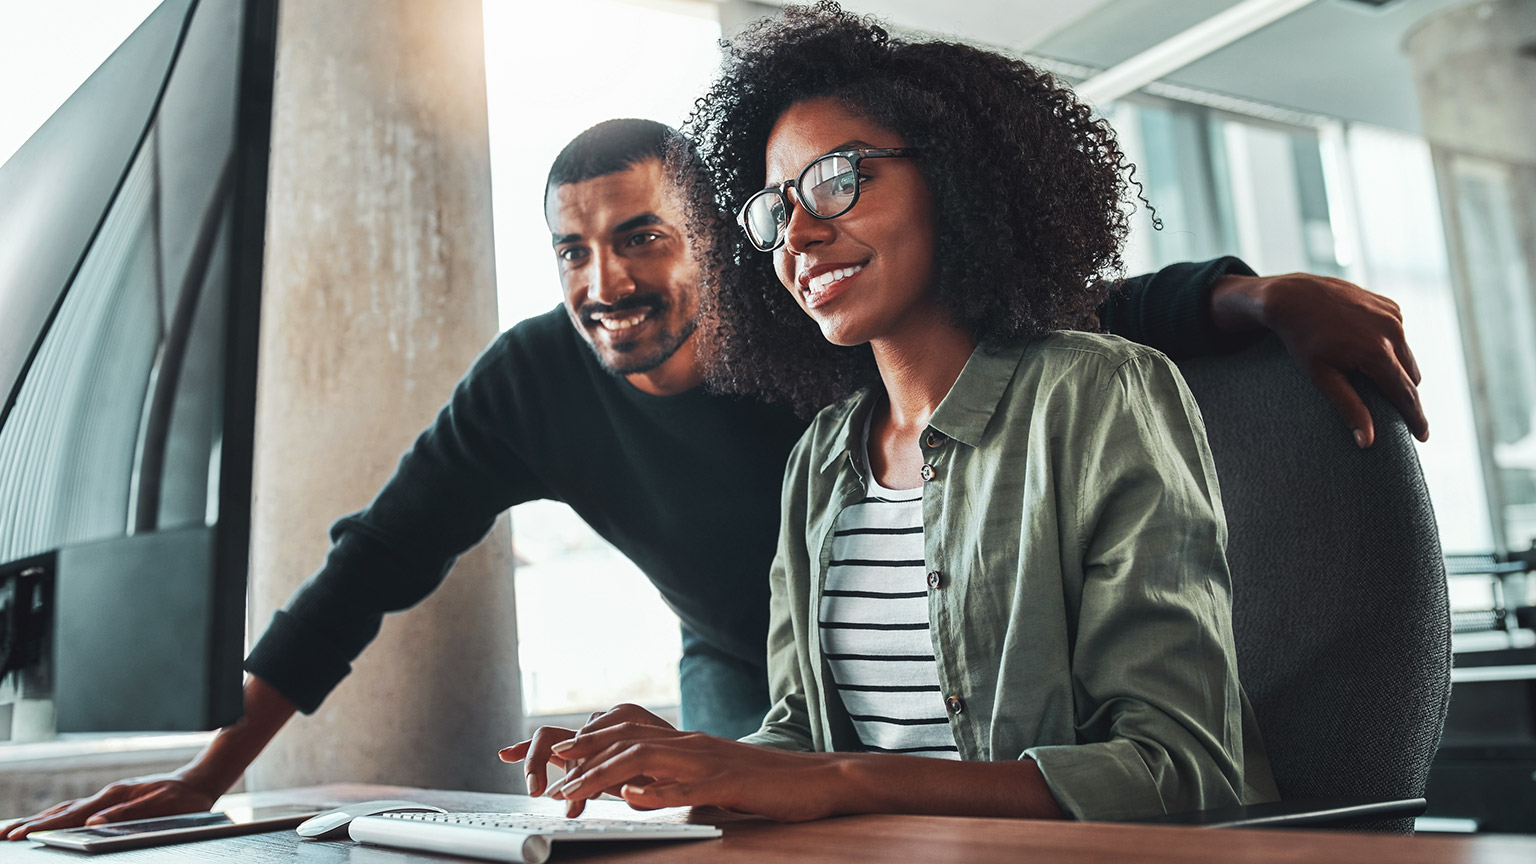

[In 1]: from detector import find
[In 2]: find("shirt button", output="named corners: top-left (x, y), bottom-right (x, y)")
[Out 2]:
top-left (924, 431), bottom-right (947, 449)
top-left (946, 695), bottom-right (965, 715)
top-left (926, 571), bottom-right (943, 589)
top-left (920, 463), bottom-right (936, 482)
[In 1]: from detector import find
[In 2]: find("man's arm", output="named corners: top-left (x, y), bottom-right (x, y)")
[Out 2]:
top-left (1105, 258), bottom-right (1428, 448)
top-left (6, 315), bottom-right (567, 835)
top-left (1, 678), bottom-right (296, 839)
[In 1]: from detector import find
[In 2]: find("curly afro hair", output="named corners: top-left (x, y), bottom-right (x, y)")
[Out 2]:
top-left (679, 1), bottom-right (1137, 417)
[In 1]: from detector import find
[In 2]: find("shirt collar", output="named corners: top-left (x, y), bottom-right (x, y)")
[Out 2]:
top-left (929, 339), bottom-right (1032, 447)
top-left (819, 386), bottom-right (879, 475)
top-left (817, 338), bottom-right (1032, 473)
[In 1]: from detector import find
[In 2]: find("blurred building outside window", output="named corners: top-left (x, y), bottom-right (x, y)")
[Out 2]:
top-left (1442, 155), bottom-right (1536, 555)
top-left (1114, 100), bottom-right (1494, 575)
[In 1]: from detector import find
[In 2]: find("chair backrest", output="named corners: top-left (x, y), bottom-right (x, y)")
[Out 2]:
top-left (1176, 336), bottom-right (1453, 834)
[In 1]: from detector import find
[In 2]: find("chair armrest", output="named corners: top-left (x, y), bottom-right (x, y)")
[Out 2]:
top-left (1120, 797), bottom-right (1427, 829)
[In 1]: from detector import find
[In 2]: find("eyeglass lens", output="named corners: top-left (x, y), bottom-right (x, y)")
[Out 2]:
top-left (802, 154), bottom-right (858, 217)
top-left (744, 153), bottom-right (859, 250)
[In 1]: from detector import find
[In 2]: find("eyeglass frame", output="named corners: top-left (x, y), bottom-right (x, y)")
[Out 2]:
top-left (735, 147), bottom-right (920, 252)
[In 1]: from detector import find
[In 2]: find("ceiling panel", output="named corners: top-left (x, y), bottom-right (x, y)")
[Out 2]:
top-left (743, 0), bottom-right (1121, 48)
top-left (731, 0), bottom-right (1488, 133)
top-left (1028, 0), bottom-right (1243, 64)
top-left (1022, 0), bottom-right (1474, 132)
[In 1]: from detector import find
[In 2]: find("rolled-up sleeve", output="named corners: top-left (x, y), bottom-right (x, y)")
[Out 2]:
top-left (739, 432), bottom-right (818, 751)
top-left (1028, 351), bottom-right (1253, 820)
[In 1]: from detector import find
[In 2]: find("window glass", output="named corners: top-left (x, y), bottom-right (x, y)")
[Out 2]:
top-left (1449, 156), bottom-right (1536, 550)
top-left (1117, 102), bottom-right (1492, 554)
top-left (1111, 101), bottom-right (1233, 273)
top-left (482, 0), bottom-right (722, 717)
top-left (1348, 127), bottom-right (1492, 554)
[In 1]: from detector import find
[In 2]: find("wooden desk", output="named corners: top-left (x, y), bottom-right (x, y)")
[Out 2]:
top-left (2, 784), bottom-right (1533, 863)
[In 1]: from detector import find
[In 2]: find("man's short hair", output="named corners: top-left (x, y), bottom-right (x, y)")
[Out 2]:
top-left (545, 118), bottom-right (681, 195)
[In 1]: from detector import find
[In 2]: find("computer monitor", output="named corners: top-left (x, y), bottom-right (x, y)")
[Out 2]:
top-left (0, 0), bottom-right (277, 735)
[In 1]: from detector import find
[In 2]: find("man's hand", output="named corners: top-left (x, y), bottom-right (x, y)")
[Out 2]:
top-left (0, 774), bottom-right (219, 840)
top-left (499, 703), bottom-right (675, 810)
top-left (2, 676), bottom-right (296, 840)
top-left (1210, 273), bottom-right (1429, 448)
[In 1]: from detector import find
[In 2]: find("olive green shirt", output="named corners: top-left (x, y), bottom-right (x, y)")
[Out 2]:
top-left (740, 332), bottom-right (1278, 820)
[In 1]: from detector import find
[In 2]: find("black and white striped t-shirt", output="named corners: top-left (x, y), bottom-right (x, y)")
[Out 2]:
top-left (819, 460), bottom-right (959, 759)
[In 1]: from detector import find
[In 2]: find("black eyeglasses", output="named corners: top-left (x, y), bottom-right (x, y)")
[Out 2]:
top-left (736, 148), bottom-right (919, 252)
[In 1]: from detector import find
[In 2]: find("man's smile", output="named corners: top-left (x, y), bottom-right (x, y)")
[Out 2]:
top-left (581, 298), bottom-right (663, 337)
top-left (589, 306), bottom-right (653, 331)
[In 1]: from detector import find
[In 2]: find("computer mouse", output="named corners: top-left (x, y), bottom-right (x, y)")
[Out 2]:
top-left (296, 800), bottom-right (447, 840)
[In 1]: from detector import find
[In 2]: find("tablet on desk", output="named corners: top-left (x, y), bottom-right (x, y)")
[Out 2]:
top-left (30, 805), bottom-right (332, 853)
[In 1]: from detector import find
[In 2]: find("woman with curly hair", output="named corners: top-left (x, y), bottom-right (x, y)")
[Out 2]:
top-left (504, 2), bottom-right (1278, 822)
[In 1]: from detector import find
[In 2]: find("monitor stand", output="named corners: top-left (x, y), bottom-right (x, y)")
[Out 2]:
top-left (0, 557), bottom-right (56, 742)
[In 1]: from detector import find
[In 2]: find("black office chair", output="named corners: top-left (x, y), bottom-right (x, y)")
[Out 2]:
top-left (1146, 336), bottom-right (1453, 833)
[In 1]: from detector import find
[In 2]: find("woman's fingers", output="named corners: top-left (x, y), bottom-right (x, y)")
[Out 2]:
top-left (574, 704), bottom-right (673, 737)
top-left (552, 740), bottom-right (718, 809)
top-left (621, 779), bottom-right (727, 811)
top-left (553, 721), bottom-right (688, 762)
top-left (499, 726), bottom-right (576, 797)
top-left (502, 707), bottom-right (680, 800)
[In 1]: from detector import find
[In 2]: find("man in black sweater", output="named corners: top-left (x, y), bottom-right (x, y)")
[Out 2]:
top-left (4, 119), bottom-right (1428, 835)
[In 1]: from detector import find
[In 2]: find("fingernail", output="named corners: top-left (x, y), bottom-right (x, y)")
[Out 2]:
top-left (524, 773), bottom-right (538, 796)
top-left (556, 778), bottom-right (583, 799)
top-left (1353, 429), bottom-right (1367, 448)
top-left (551, 740), bottom-right (575, 753)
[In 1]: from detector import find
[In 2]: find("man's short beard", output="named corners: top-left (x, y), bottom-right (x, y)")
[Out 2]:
top-left (590, 315), bottom-right (698, 377)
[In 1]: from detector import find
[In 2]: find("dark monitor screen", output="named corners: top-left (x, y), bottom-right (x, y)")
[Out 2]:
top-left (0, 0), bottom-right (276, 734)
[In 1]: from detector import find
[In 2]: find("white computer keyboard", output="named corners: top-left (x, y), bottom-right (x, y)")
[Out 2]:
top-left (348, 811), bottom-right (722, 864)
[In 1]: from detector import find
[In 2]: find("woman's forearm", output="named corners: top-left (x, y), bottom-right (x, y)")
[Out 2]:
top-left (823, 753), bottom-right (1068, 820)
top-left (540, 722), bottom-right (1071, 822)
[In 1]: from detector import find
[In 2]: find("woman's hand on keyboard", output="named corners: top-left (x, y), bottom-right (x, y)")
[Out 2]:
top-left (538, 722), bottom-right (843, 822)
top-left (500, 703), bottom-right (675, 808)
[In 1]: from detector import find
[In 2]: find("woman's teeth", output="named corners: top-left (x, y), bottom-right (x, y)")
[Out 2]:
top-left (806, 264), bottom-right (863, 296)
top-left (593, 309), bottom-right (650, 331)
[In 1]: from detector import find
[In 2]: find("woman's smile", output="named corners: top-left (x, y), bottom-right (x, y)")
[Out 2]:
top-left (798, 261), bottom-right (867, 309)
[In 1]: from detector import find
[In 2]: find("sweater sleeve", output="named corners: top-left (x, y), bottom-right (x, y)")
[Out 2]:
top-left (1100, 257), bottom-right (1257, 360)
top-left (244, 328), bottom-right (555, 713)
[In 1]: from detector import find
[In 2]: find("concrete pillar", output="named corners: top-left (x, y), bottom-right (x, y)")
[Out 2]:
top-left (1404, 0), bottom-right (1536, 554)
top-left (244, 0), bottom-right (521, 792)
top-left (1404, 0), bottom-right (1536, 164)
